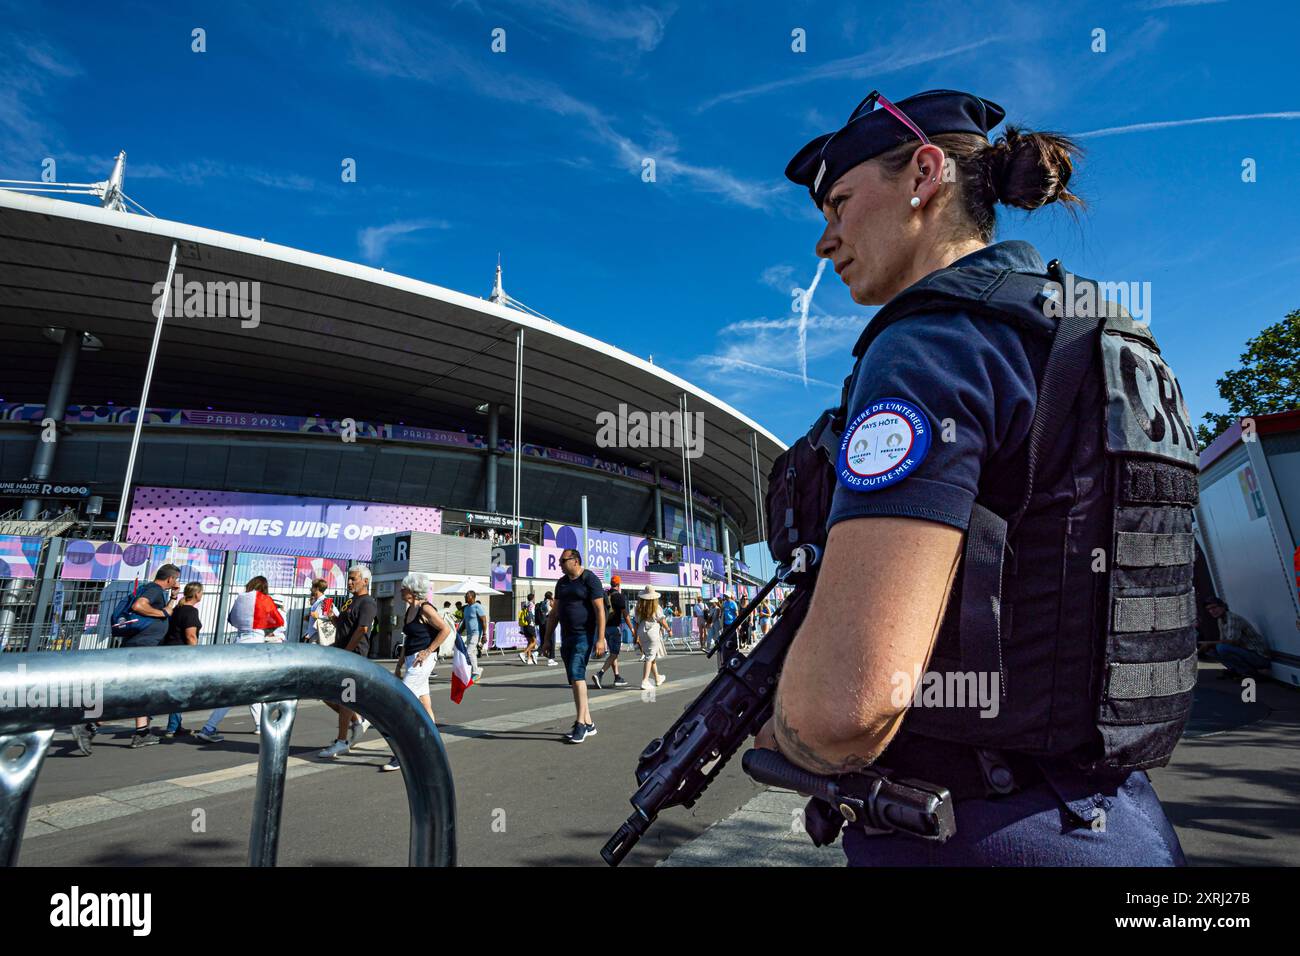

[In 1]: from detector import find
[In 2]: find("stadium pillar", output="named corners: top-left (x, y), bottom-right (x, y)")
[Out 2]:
top-left (723, 521), bottom-right (733, 593)
top-left (652, 463), bottom-right (664, 539)
top-left (20, 328), bottom-right (84, 520)
top-left (485, 403), bottom-right (500, 513)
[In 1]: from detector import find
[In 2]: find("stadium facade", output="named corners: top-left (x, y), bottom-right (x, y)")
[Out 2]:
top-left (0, 187), bottom-right (785, 650)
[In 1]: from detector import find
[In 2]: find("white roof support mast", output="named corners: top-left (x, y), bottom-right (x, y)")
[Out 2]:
top-left (0, 150), bottom-right (153, 216)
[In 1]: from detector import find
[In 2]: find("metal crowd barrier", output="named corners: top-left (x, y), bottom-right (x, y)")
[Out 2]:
top-left (0, 643), bottom-right (456, 866)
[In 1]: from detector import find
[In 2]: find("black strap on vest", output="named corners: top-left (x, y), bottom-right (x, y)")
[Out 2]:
top-left (956, 261), bottom-right (1105, 694)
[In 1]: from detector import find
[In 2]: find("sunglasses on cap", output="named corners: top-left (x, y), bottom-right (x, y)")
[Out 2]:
top-left (820, 90), bottom-right (931, 168)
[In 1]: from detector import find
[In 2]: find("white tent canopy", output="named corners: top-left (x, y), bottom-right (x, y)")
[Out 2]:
top-left (432, 577), bottom-right (501, 596)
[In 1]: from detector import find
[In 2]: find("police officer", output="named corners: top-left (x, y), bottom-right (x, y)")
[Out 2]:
top-left (754, 89), bottom-right (1196, 866)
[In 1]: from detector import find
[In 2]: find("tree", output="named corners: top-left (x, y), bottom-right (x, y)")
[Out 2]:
top-left (1196, 309), bottom-right (1300, 448)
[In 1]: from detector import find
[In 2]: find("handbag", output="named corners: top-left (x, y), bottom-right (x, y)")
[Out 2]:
top-left (316, 616), bottom-right (337, 646)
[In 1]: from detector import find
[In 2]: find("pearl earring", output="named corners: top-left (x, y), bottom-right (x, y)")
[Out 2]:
top-left (910, 197), bottom-right (921, 209)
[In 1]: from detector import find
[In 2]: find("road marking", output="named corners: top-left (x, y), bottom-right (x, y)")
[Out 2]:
top-left (23, 671), bottom-right (714, 840)
top-left (657, 788), bottom-right (845, 868)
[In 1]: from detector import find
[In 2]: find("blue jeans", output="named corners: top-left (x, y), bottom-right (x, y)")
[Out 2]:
top-left (1214, 643), bottom-right (1269, 677)
top-left (843, 768), bottom-right (1185, 866)
top-left (561, 633), bottom-right (594, 682)
top-left (166, 713), bottom-right (184, 733)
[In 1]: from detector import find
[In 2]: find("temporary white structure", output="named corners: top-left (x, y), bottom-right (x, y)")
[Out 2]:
top-left (432, 577), bottom-right (501, 596)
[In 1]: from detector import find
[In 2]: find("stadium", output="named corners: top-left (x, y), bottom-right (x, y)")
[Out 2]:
top-left (0, 169), bottom-right (785, 651)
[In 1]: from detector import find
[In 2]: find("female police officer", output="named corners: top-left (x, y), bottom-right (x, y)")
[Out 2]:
top-left (754, 89), bottom-right (1197, 866)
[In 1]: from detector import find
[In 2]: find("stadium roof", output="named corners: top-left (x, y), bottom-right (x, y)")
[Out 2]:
top-left (0, 190), bottom-right (785, 542)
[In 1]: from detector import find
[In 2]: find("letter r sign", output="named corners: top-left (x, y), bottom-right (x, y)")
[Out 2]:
top-left (395, 534), bottom-right (411, 564)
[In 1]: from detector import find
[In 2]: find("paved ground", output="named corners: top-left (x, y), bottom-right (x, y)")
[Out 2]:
top-left (14, 654), bottom-right (1297, 867)
top-left (17, 650), bottom-right (768, 867)
top-left (661, 661), bottom-right (1300, 866)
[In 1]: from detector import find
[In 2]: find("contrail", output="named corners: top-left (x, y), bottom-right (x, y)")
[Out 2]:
top-left (1074, 112), bottom-right (1300, 139)
top-left (798, 259), bottom-right (829, 387)
top-left (700, 356), bottom-right (838, 388)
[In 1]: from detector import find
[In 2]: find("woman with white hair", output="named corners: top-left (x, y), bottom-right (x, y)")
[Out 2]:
top-left (382, 571), bottom-right (453, 772)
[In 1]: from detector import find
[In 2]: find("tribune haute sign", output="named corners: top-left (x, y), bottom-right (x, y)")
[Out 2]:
top-left (0, 480), bottom-right (92, 498)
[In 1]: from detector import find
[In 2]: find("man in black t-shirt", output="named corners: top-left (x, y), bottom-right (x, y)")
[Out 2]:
top-left (72, 564), bottom-right (180, 755)
top-left (542, 549), bottom-right (606, 744)
top-left (162, 582), bottom-right (204, 738)
top-left (591, 575), bottom-right (631, 689)
top-left (318, 565), bottom-right (379, 758)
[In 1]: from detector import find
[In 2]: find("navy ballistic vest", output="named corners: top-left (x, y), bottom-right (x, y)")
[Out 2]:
top-left (789, 258), bottom-right (1200, 773)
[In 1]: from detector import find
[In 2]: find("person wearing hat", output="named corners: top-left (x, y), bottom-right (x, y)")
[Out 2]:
top-left (633, 587), bottom-right (668, 690)
top-left (753, 89), bottom-right (1197, 866)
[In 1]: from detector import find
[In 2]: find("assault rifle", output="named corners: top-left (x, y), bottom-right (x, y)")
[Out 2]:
top-left (601, 544), bottom-right (955, 866)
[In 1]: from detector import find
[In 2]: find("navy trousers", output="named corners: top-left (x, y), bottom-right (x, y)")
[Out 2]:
top-left (844, 768), bottom-right (1185, 866)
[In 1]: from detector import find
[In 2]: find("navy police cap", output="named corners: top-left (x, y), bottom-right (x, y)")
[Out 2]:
top-left (786, 89), bottom-right (1006, 209)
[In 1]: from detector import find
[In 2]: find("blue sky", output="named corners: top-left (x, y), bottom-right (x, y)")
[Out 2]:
top-left (3, 0), bottom-right (1297, 448)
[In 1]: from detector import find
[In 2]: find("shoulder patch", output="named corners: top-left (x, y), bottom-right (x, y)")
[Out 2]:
top-left (837, 397), bottom-right (931, 492)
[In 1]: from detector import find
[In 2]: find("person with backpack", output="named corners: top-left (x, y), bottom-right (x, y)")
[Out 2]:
top-left (517, 593), bottom-right (539, 664)
top-left (591, 576), bottom-right (630, 689)
top-left (535, 592), bottom-right (558, 667)
top-left (73, 563), bottom-right (182, 754)
top-left (754, 88), bottom-right (1194, 866)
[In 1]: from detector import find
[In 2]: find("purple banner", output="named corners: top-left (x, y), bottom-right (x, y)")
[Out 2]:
top-left (681, 547), bottom-right (725, 580)
top-left (0, 403), bottom-right (716, 508)
top-left (542, 523), bottom-right (649, 573)
top-left (0, 535), bottom-right (42, 579)
top-left (60, 541), bottom-right (224, 584)
top-left (126, 486), bottom-right (442, 560)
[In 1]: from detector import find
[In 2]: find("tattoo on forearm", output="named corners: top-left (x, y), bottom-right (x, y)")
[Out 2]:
top-left (774, 705), bottom-right (875, 776)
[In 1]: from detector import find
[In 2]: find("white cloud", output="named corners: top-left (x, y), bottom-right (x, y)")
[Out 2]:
top-left (126, 158), bottom-right (316, 192)
top-left (697, 355), bottom-right (839, 389)
top-left (1075, 112), bottom-right (1300, 138)
top-left (358, 218), bottom-right (451, 260)
top-left (1139, 0), bottom-right (1227, 9)
top-left (517, 0), bottom-right (677, 52)
top-left (697, 36), bottom-right (1004, 112)
top-left (322, 8), bottom-right (788, 213)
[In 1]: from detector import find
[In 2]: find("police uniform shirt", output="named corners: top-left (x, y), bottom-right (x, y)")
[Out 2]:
top-left (827, 241), bottom-right (1043, 534)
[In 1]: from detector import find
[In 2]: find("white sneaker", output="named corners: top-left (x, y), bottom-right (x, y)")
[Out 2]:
top-left (347, 718), bottom-right (370, 746)
top-left (640, 679), bottom-right (653, 690)
top-left (528, 654), bottom-right (538, 665)
top-left (638, 654), bottom-right (647, 662)
top-left (517, 652), bottom-right (528, 664)
top-left (547, 659), bottom-right (559, 667)
top-left (656, 674), bottom-right (667, 686)
top-left (318, 739), bottom-right (350, 758)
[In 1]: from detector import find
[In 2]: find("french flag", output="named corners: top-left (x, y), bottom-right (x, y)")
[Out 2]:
top-left (450, 633), bottom-right (475, 704)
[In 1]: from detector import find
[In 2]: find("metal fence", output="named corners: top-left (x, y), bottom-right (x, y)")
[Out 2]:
top-left (0, 537), bottom-right (372, 653)
top-left (0, 643), bottom-right (457, 866)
